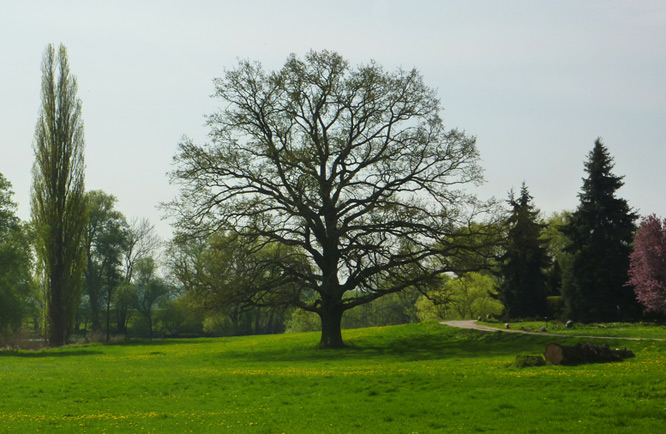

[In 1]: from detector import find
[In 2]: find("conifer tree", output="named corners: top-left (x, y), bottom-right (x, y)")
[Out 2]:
top-left (496, 183), bottom-right (549, 319)
top-left (561, 138), bottom-right (638, 322)
top-left (31, 44), bottom-right (88, 346)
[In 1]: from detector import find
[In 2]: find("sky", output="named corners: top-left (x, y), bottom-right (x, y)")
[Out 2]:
top-left (1, 0), bottom-right (665, 241)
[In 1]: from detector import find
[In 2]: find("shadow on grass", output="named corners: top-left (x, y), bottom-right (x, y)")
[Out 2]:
top-left (103, 337), bottom-right (213, 347)
top-left (215, 325), bottom-right (571, 364)
top-left (0, 349), bottom-right (104, 358)
top-left (217, 322), bottom-right (648, 365)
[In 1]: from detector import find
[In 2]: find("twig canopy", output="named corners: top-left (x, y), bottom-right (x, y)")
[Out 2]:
top-left (168, 51), bottom-right (497, 347)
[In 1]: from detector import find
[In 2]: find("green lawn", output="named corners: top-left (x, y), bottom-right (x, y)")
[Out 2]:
top-left (1, 322), bottom-right (665, 433)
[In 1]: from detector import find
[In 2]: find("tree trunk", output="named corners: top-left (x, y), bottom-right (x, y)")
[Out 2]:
top-left (267, 309), bottom-right (275, 334)
top-left (105, 300), bottom-right (111, 342)
top-left (544, 343), bottom-right (635, 365)
top-left (90, 289), bottom-right (101, 332)
top-left (117, 304), bottom-right (128, 336)
top-left (147, 313), bottom-right (153, 340)
top-left (254, 307), bottom-right (261, 334)
top-left (47, 271), bottom-right (67, 347)
top-left (318, 307), bottom-right (344, 349)
top-left (47, 303), bottom-right (66, 347)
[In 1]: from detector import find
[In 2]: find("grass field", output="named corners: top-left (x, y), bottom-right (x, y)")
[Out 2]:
top-left (1, 322), bottom-right (665, 433)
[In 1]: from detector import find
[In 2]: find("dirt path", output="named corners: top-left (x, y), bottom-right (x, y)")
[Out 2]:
top-left (440, 320), bottom-right (663, 341)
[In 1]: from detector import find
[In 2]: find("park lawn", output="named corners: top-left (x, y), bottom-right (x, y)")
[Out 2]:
top-left (1, 323), bottom-right (665, 433)
top-left (479, 320), bottom-right (666, 340)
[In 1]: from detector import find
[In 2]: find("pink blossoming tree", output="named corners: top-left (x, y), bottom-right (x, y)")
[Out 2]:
top-left (628, 215), bottom-right (666, 314)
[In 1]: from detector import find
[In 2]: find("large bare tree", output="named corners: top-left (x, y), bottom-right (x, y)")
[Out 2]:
top-left (169, 51), bottom-right (495, 348)
top-left (31, 44), bottom-right (88, 347)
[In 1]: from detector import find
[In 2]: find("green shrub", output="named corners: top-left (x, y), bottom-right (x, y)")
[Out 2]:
top-left (154, 297), bottom-right (205, 337)
top-left (202, 314), bottom-right (235, 336)
top-left (546, 296), bottom-right (564, 319)
top-left (512, 354), bottom-right (546, 368)
top-left (284, 309), bottom-right (320, 333)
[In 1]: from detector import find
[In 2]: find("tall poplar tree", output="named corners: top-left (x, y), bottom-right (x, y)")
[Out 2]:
top-left (31, 44), bottom-right (88, 347)
top-left (496, 183), bottom-right (549, 319)
top-left (561, 138), bottom-right (638, 322)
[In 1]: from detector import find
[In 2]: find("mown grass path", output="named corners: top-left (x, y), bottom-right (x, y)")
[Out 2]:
top-left (442, 320), bottom-right (666, 341)
top-left (1, 323), bottom-right (665, 433)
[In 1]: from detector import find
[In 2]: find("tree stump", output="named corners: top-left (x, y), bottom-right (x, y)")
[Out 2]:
top-left (544, 343), bottom-right (635, 365)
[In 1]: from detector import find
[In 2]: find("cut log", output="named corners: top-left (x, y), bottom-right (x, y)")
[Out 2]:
top-left (544, 343), bottom-right (635, 365)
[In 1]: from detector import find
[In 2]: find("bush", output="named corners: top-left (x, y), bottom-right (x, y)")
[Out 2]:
top-left (546, 296), bottom-right (564, 319)
top-left (284, 309), bottom-right (321, 333)
top-left (512, 355), bottom-right (546, 368)
top-left (202, 314), bottom-right (235, 336)
top-left (154, 297), bottom-right (205, 337)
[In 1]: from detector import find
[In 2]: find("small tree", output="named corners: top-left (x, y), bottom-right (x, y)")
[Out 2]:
top-left (415, 273), bottom-right (502, 321)
top-left (31, 44), bottom-right (88, 346)
top-left (561, 138), bottom-right (638, 322)
top-left (628, 215), bottom-right (666, 315)
top-left (541, 211), bottom-right (572, 297)
top-left (132, 257), bottom-right (169, 339)
top-left (116, 218), bottom-right (160, 336)
top-left (168, 51), bottom-right (496, 348)
top-left (83, 190), bottom-right (126, 337)
top-left (169, 230), bottom-right (308, 335)
top-left (496, 183), bottom-right (549, 319)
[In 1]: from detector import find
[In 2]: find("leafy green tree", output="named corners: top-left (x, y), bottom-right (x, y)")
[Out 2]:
top-left (113, 283), bottom-right (137, 338)
top-left (122, 218), bottom-right (160, 284)
top-left (0, 174), bottom-right (35, 336)
top-left (83, 190), bottom-right (127, 337)
top-left (415, 273), bottom-right (502, 321)
top-left (169, 230), bottom-right (306, 335)
top-left (116, 218), bottom-right (160, 336)
top-left (561, 139), bottom-right (638, 322)
top-left (131, 257), bottom-right (170, 339)
top-left (154, 292), bottom-right (205, 337)
top-left (342, 288), bottom-right (421, 328)
top-left (541, 211), bottom-right (572, 297)
top-left (168, 51), bottom-right (494, 348)
top-left (496, 184), bottom-right (549, 319)
top-left (284, 309), bottom-right (322, 333)
top-left (31, 44), bottom-right (88, 346)
top-left (285, 288), bottom-right (422, 332)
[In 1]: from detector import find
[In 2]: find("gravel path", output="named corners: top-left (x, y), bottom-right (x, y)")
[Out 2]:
top-left (440, 320), bottom-right (664, 341)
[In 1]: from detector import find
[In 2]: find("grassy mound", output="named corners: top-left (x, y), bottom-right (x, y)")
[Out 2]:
top-left (1, 322), bottom-right (664, 432)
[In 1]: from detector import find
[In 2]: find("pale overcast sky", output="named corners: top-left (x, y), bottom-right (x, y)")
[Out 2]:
top-left (1, 0), bottom-right (665, 240)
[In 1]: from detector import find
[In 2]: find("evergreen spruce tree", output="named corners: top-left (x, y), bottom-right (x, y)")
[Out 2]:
top-left (31, 44), bottom-right (88, 346)
top-left (561, 138), bottom-right (638, 322)
top-left (497, 183), bottom-right (549, 319)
